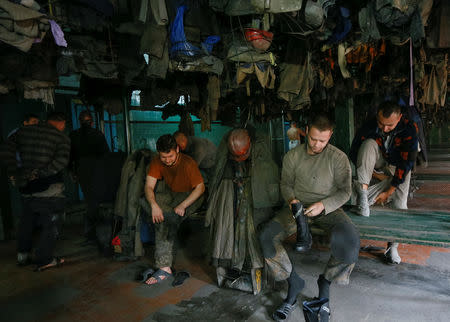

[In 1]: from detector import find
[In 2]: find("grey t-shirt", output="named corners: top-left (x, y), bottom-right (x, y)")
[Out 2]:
top-left (280, 143), bottom-right (352, 214)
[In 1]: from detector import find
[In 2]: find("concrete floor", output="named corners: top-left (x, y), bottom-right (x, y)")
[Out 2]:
top-left (1, 146), bottom-right (449, 322)
top-left (1, 223), bottom-right (449, 322)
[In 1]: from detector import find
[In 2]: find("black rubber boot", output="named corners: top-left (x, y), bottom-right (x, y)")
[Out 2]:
top-left (292, 202), bottom-right (312, 253)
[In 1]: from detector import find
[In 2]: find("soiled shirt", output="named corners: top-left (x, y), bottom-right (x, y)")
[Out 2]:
top-left (280, 143), bottom-right (352, 214)
top-left (148, 153), bottom-right (203, 192)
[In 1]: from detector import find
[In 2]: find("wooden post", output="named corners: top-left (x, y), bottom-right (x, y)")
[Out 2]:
top-left (334, 97), bottom-right (354, 155)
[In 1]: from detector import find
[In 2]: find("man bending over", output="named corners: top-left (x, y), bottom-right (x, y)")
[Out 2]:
top-left (144, 134), bottom-right (205, 284)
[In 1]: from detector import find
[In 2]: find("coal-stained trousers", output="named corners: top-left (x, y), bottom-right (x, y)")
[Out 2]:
top-left (259, 207), bottom-right (360, 284)
top-left (153, 183), bottom-right (204, 268)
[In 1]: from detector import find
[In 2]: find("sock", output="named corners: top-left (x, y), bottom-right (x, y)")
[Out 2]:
top-left (318, 274), bottom-right (331, 299)
top-left (286, 269), bottom-right (305, 305)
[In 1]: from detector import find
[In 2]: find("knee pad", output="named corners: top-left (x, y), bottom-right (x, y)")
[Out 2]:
top-left (259, 221), bottom-right (283, 259)
top-left (330, 222), bottom-right (360, 264)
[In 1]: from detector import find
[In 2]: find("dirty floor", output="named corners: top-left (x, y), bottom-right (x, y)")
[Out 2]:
top-left (1, 222), bottom-right (449, 322)
top-left (1, 145), bottom-right (449, 322)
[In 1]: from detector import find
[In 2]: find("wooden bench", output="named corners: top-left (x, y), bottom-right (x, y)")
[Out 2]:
top-left (345, 207), bottom-right (450, 248)
top-left (192, 206), bottom-right (450, 248)
top-left (66, 201), bottom-right (450, 249)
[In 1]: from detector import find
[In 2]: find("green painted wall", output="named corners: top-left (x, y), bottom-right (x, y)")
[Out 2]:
top-left (125, 110), bottom-right (232, 152)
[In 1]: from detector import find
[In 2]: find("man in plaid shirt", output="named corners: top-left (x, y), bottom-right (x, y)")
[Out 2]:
top-left (350, 101), bottom-right (419, 264)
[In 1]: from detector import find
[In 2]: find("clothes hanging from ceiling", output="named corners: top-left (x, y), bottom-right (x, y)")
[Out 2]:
top-left (419, 53), bottom-right (448, 107)
top-left (0, 0), bottom-right (48, 52)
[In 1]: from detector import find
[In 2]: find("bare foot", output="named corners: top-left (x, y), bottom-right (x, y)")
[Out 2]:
top-left (145, 267), bottom-right (172, 285)
top-left (36, 258), bottom-right (65, 272)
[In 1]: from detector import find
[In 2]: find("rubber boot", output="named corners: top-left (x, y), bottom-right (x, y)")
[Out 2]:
top-left (292, 202), bottom-right (312, 253)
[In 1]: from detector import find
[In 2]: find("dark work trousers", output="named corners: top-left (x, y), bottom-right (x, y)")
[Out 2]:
top-left (76, 161), bottom-right (98, 240)
top-left (77, 154), bottom-right (126, 240)
top-left (17, 197), bottom-right (65, 266)
top-left (259, 207), bottom-right (360, 284)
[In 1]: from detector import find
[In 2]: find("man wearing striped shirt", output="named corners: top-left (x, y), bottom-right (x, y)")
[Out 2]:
top-left (4, 112), bottom-right (70, 271)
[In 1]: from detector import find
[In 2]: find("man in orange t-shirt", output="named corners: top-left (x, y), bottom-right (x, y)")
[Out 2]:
top-left (144, 134), bottom-right (205, 285)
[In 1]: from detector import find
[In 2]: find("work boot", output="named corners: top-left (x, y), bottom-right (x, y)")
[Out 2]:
top-left (292, 202), bottom-right (312, 253)
top-left (318, 301), bottom-right (330, 322)
top-left (385, 242), bottom-right (401, 264)
top-left (356, 184), bottom-right (370, 217)
top-left (224, 275), bottom-right (253, 293)
top-left (302, 298), bottom-right (329, 322)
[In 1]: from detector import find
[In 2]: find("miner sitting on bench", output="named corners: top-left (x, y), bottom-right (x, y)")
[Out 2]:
top-left (259, 114), bottom-right (360, 321)
top-left (143, 134), bottom-right (205, 284)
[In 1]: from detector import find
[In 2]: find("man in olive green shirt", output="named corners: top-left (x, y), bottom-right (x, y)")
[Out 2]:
top-left (259, 114), bottom-right (360, 322)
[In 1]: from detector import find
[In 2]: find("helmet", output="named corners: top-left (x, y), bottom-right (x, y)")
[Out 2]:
top-left (244, 28), bottom-right (273, 52)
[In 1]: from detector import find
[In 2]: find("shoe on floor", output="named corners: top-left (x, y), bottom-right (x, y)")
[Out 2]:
top-left (302, 298), bottom-right (329, 322)
top-left (273, 301), bottom-right (297, 321)
top-left (17, 252), bottom-right (32, 266)
top-left (385, 242), bottom-right (401, 264)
